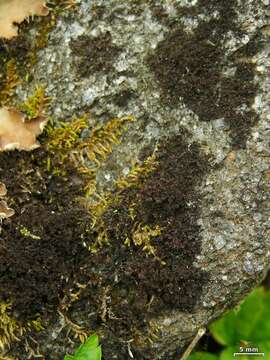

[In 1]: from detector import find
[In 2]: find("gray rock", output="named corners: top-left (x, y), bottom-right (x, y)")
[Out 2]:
top-left (3, 0), bottom-right (270, 359)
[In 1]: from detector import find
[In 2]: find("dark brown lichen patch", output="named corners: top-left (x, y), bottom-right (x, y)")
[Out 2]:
top-left (104, 133), bottom-right (209, 312)
top-left (63, 132), bottom-right (210, 359)
top-left (0, 35), bottom-right (31, 67)
top-left (113, 89), bottom-right (136, 107)
top-left (151, 4), bottom-right (169, 25)
top-left (3, 130), bottom-right (210, 359)
top-left (147, 0), bottom-right (264, 148)
top-left (70, 32), bottom-right (121, 77)
top-left (0, 150), bottom-right (90, 320)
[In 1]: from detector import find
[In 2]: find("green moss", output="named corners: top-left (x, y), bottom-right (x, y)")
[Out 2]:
top-left (116, 151), bottom-right (158, 190)
top-left (19, 86), bottom-right (49, 119)
top-left (45, 114), bottom-right (134, 192)
top-left (0, 302), bottom-right (43, 352)
top-left (128, 223), bottom-right (165, 264)
top-left (86, 150), bottom-right (158, 254)
top-left (20, 226), bottom-right (41, 240)
top-left (0, 60), bottom-right (21, 106)
top-left (45, 116), bottom-right (88, 150)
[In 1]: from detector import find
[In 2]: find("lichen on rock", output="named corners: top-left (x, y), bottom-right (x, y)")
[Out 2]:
top-left (0, 0), bottom-right (269, 359)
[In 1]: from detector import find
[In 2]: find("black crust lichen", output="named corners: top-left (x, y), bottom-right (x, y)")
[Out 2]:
top-left (0, 120), bottom-right (210, 358)
top-left (67, 131), bottom-right (211, 359)
top-left (102, 132), bottom-right (210, 313)
top-left (70, 32), bottom-right (121, 77)
top-left (147, 0), bottom-right (265, 148)
top-left (0, 150), bottom-right (91, 320)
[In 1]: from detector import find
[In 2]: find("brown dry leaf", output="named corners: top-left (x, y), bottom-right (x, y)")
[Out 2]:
top-left (0, 182), bottom-right (15, 220)
top-left (0, 182), bottom-right (7, 197)
top-left (0, 107), bottom-right (47, 151)
top-left (0, 0), bottom-right (49, 39)
top-left (0, 200), bottom-right (15, 218)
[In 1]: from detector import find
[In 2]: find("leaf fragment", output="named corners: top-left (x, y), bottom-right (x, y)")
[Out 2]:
top-left (0, 200), bottom-right (15, 219)
top-left (0, 0), bottom-right (49, 39)
top-left (0, 107), bottom-right (47, 151)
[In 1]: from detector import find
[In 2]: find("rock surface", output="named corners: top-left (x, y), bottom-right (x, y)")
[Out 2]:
top-left (0, 0), bottom-right (270, 359)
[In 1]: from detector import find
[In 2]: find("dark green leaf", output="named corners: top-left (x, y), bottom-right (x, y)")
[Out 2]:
top-left (187, 352), bottom-right (219, 360)
top-left (236, 288), bottom-right (270, 342)
top-left (209, 310), bottom-right (237, 346)
top-left (210, 288), bottom-right (270, 346)
top-left (75, 334), bottom-right (100, 356)
top-left (64, 334), bottom-right (102, 360)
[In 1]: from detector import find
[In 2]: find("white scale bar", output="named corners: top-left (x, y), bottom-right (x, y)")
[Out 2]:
top-left (234, 353), bottom-right (265, 356)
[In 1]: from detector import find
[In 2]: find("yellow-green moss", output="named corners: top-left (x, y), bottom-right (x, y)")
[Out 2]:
top-left (20, 226), bottom-right (41, 240)
top-left (116, 151), bottom-right (158, 190)
top-left (126, 223), bottom-right (165, 264)
top-left (0, 302), bottom-right (43, 352)
top-left (0, 60), bottom-right (21, 106)
top-left (45, 114), bottom-right (134, 193)
top-left (86, 150), bottom-right (163, 258)
top-left (19, 86), bottom-right (49, 119)
top-left (45, 115), bottom-right (89, 175)
top-left (46, 116), bottom-right (88, 152)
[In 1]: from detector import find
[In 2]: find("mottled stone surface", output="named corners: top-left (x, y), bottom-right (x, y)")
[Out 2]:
top-left (6, 0), bottom-right (270, 358)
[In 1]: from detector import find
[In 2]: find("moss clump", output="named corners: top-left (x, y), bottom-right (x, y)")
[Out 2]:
top-left (0, 302), bottom-right (43, 351)
top-left (128, 223), bottom-right (164, 263)
top-left (61, 131), bottom-right (210, 359)
top-left (45, 115), bottom-right (89, 175)
top-left (101, 132), bottom-right (209, 311)
top-left (0, 60), bottom-right (21, 106)
top-left (0, 114), bottom-right (210, 359)
top-left (0, 112), bottom-right (135, 355)
top-left (19, 85), bottom-right (49, 119)
top-left (0, 149), bottom-right (92, 321)
top-left (116, 150), bottom-right (158, 190)
top-left (87, 149), bottom-right (157, 253)
top-left (19, 226), bottom-right (41, 240)
top-left (45, 114), bottom-right (134, 193)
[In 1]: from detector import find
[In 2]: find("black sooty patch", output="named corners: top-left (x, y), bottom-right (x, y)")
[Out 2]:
top-left (147, 0), bottom-right (265, 148)
top-left (70, 32), bottom-right (121, 77)
top-left (102, 132), bottom-right (209, 311)
top-left (0, 150), bottom-right (90, 320)
top-left (80, 132), bottom-right (210, 358)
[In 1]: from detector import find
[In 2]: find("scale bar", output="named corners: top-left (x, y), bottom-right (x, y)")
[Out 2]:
top-left (233, 353), bottom-right (265, 357)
